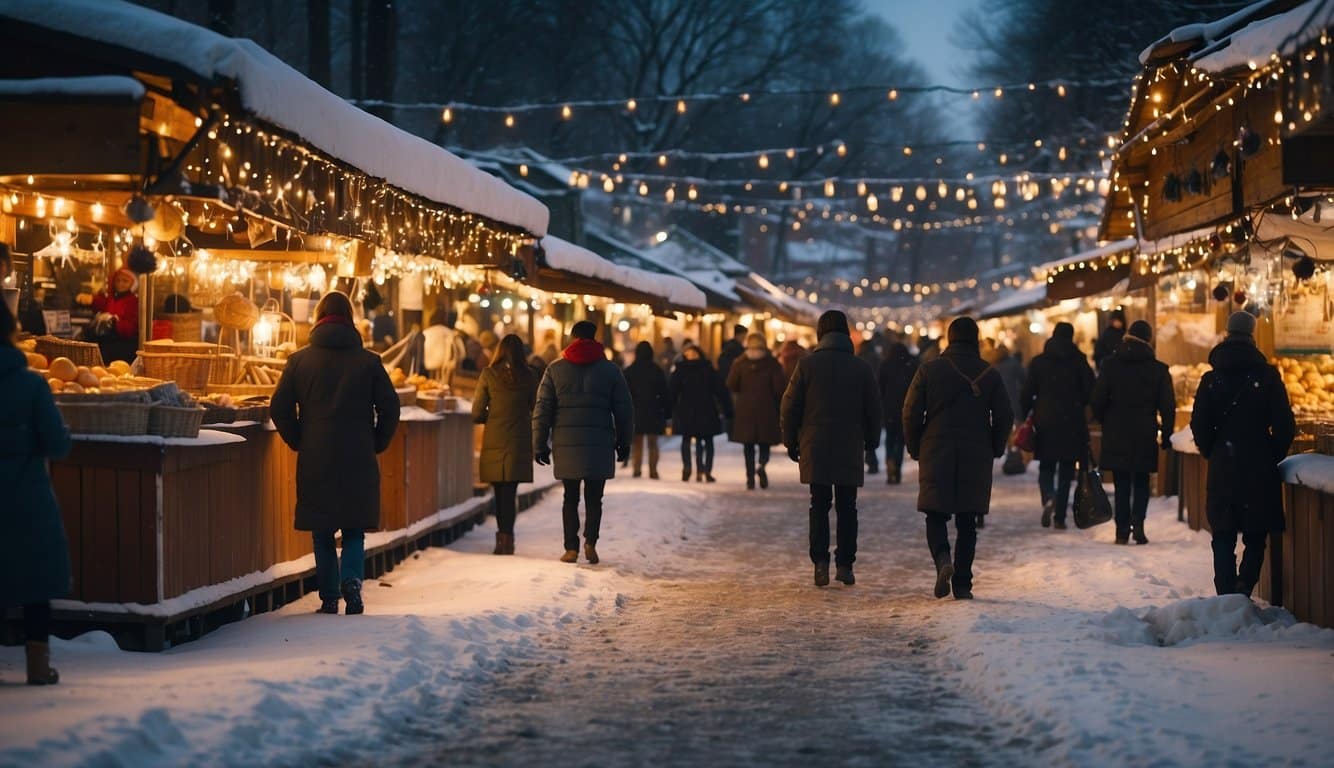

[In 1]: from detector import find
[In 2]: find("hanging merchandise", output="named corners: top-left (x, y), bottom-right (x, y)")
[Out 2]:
top-left (1213, 283), bottom-right (1231, 302)
top-left (1293, 255), bottom-right (1317, 281)
top-left (126, 243), bottom-right (157, 275)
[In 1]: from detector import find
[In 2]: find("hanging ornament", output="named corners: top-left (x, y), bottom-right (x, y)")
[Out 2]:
top-left (126, 243), bottom-right (157, 275)
top-left (1293, 254), bottom-right (1317, 280)
top-left (1212, 283), bottom-right (1231, 302)
top-left (1240, 128), bottom-right (1262, 157)
top-left (1232, 289), bottom-right (1246, 305)
top-left (1162, 174), bottom-right (1182, 202)
top-left (1208, 233), bottom-right (1223, 253)
top-left (123, 195), bottom-right (155, 224)
top-left (1185, 169), bottom-right (1204, 196)
top-left (1211, 150), bottom-right (1231, 180)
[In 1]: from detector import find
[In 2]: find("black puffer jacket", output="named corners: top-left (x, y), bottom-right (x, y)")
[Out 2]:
top-left (1190, 339), bottom-right (1295, 533)
top-left (1090, 339), bottom-right (1174, 473)
top-left (903, 341), bottom-right (1012, 515)
top-left (533, 338), bottom-right (634, 480)
top-left (671, 356), bottom-right (732, 438)
top-left (1020, 337), bottom-right (1094, 462)
top-left (272, 320), bottom-right (401, 531)
top-left (624, 342), bottom-right (671, 435)
top-left (781, 332), bottom-right (881, 487)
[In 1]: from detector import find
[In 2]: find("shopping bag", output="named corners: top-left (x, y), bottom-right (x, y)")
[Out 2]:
top-left (1014, 416), bottom-right (1037, 453)
top-left (1001, 446), bottom-right (1028, 475)
top-left (1072, 450), bottom-right (1113, 529)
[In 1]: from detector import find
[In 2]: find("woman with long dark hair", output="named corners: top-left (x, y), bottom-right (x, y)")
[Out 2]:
top-left (0, 295), bottom-right (72, 683)
top-left (473, 333), bottom-right (538, 554)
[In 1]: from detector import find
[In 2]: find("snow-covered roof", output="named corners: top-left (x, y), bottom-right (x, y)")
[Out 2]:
top-left (977, 284), bottom-right (1047, 319)
top-left (3, 0), bottom-right (549, 237)
top-left (0, 75), bottom-right (144, 100)
top-left (1038, 238), bottom-right (1138, 273)
top-left (586, 226), bottom-right (739, 307)
top-left (1139, 1), bottom-right (1281, 64)
top-left (737, 272), bottom-right (821, 325)
top-left (647, 229), bottom-right (752, 276)
top-left (1193, 0), bottom-right (1334, 72)
top-left (540, 235), bottom-right (705, 310)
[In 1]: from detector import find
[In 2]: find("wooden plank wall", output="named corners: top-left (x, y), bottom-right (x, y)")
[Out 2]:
top-left (378, 429), bottom-right (408, 532)
top-left (403, 421), bottom-right (442, 526)
top-left (436, 414), bottom-right (477, 511)
top-left (1280, 485), bottom-right (1333, 628)
top-left (161, 442), bottom-right (263, 599)
top-left (1179, 452), bottom-right (1210, 532)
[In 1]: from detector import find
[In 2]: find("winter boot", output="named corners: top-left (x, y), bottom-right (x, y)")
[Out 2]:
top-left (1114, 529), bottom-right (1130, 545)
top-left (560, 549), bottom-right (579, 563)
top-left (1132, 519), bottom-right (1148, 545)
top-left (704, 474), bottom-right (717, 483)
top-left (1041, 498), bottom-right (1054, 528)
top-left (835, 565), bottom-right (855, 586)
top-left (746, 473), bottom-right (756, 490)
top-left (757, 465), bottom-right (769, 489)
top-left (1053, 518), bottom-right (1067, 530)
top-left (953, 588), bottom-right (974, 600)
top-left (584, 542), bottom-right (599, 565)
top-left (814, 561), bottom-right (830, 587)
top-left (682, 466), bottom-right (691, 482)
top-left (25, 642), bottom-right (58, 686)
top-left (633, 468), bottom-right (642, 478)
top-left (975, 513), bottom-right (985, 530)
top-left (886, 461), bottom-right (900, 485)
top-left (341, 578), bottom-right (364, 615)
top-left (649, 468), bottom-right (659, 480)
top-left (933, 551), bottom-right (954, 599)
top-left (494, 532), bottom-right (515, 555)
top-left (317, 598), bottom-right (339, 614)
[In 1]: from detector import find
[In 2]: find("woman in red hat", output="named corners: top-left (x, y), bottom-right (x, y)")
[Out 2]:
top-left (81, 268), bottom-right (139, 362)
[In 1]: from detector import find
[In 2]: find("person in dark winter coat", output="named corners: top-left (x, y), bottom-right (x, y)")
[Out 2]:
top-left (879, 342), bottom-right (919, 485)
top-left (1020, 323), bottom-right (1094, 529)
top-left (1191, 311), bottom-right (1295, 597)
top-left (727, 333), bottom-right (786, 490)
top-left (990, 343), bottom-right (1026, 426)
top-left (904, 317), bottom-right (1013, 600)
top-left (858, 334), bottom-right (886, 475)
top-left (781, 310), bottom-right (881, 587)
top-left (623, 340), bottom-right (671, 479)
top-left (717, 324), bottom-right (747, 383)
top-left (671, 345), bottom-right (733, 482)
top-left (533, 321), bottom-right (634, 564)
top-left (1092, 308), bottom-right (1126, 372)
top-left (779, 339), bottom-right (808, 380)
top-left (1091, 320), bottom-right (1175, 545)
top-left (473, 334), bottom-right (538, 556)
top-left (0, 303), bottom-right (71, 684)
top-left (272, 291), bottom-right (399, 615)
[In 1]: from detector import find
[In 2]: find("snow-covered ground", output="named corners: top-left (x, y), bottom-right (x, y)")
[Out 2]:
top-left (1, 442), bottom-right (1331, 766)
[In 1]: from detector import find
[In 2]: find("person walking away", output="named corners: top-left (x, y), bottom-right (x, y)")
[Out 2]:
top-left (272, 291), bottom-right (400, 615)
top-left (1093, 308), bottom-right (1126, 372)
top-left (903, 317), bottom-right (1012, 600)
top-left (1091, 320), bottom-right (1174, 545)
top-left (671, 344), bottom-right (732, 483)
top-left (779, 339), bottom-right (808, 380)
top-left (879, 342), bottom-right (919, 485)
top-left (1190, 312), bottom-right (1295, 597)
top-left (1020, 323), bottom-right (1094, 529)
top-left (727, 333), bottom-right (786, 490)
top-left (623, 340), bottom-right (671, 479)
top-left (717, 324), bottom-right (747, 383)
top-left (857, 333), bottom-right (886, 475)
top-left (992, 343), bottom-right (1026, 429)
top-left (781, 310), bottom-right (881, 587)
top-left (533, 321), bottom-right (634, 564)
top-left (0, 300), bottom-right (71, 684)
top-left (473, 334), bottom-right (538, 555)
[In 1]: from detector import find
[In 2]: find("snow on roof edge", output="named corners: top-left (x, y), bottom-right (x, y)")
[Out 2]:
top-left (1038, 238), bottom-right (1138, 273)
top-left (540, 235), bottom-right (706, 310)
top-left (0, 75), bottom-right (145, 100)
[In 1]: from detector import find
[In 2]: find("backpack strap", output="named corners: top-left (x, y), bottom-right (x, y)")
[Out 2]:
top-left (942, 355), bottom-right (993, 397)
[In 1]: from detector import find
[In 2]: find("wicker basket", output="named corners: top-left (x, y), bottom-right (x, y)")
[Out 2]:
top-left (206, 382), bottom-right (276, 398)
top-left (148, 404), bottom-right (205, 438)
top-left (36, 336), bottom-right (103, 368)
top-left (200, 404), bottom-right (238, 425)
top-left (139, 342), bottom-right (224, 393)
top-left (57, 400), bottom-right (151, 435)
top-left (234, 403), bottom-right (271, 424)
top-left (158, 312), bottom-right (203, 343)
top-left (396, 386), bottom-right (417, 408)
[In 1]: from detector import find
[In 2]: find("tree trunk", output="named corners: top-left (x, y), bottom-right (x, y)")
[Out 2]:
top-left (307, 0), bottom-right (331, 87)
top-left (348, 0), bottom-right (364, 101)
top-left (366, 0), bottom-right (397, 122)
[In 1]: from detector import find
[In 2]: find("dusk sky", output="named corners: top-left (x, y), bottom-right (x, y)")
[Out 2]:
top-left (864, 0), bottom-right (983, 85)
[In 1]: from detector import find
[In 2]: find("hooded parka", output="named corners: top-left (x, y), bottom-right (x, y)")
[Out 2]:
top-left (1020, 334), bottom-right (1094, 462)
top-left (670, 356), bottom-right (732, 438)
top-left (903, 339), bottom-right (1013, 515)
top-left (1190, 338), bottom-right (1295, 533)
top-left (623, 342), bottom-right (671, 435)
top-left (0, 347), bottom-right (73, 606)
top-left (472, 363), bottom-right (537, 483)
top-left (271, 319), bottom-right (401, 531)
top-left (533, 338), bottom-right (634, 480)
top-left (727, 350), bottom-right (785, 445)
top-left (1090, 339), bottom-right (1174, 473)
top-left (780, 332), bottom-right (882, 486)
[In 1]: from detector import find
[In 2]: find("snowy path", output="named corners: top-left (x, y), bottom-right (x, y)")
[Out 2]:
top-left (2, 442), bottom-right (1332, 767)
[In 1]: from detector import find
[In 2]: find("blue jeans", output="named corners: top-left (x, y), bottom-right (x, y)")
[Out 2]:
top-left (313, 529), bottom-right (365, 601)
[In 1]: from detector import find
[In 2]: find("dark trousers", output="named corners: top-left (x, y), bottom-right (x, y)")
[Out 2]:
top-left (681, 436), bottom-right (715, 475)
top-left (865, 447), bottom-right (879, 473)
top-left (925, 511), bottom-right (978, 591)
top-left (562, 478), bottom-right (606, 551)
top-left (631, 434), bottom-right (659, 474)
top-left (1211, 528), bottom-right (1268, 596)
top-left (492, 482), bottom-right (518, 535)
top-left (23, 602), bottom-right (51, 642)
top-left (742, 443), bottom-right (770, 478)
top-left (1038, 459), bottom-right (1077, 521)
top-left (883, 425), bottom-right (906, 469)
top-left (313, 529), bottom-right (366, 601)
top-left (809, 484), bottom-right (858, 566)
top-left (1112, 471), bottom-right (1151, 534)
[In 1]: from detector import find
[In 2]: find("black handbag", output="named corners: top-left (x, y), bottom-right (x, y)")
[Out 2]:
top-left (1002, 446), bottom-right (1028, 475)
top-left (1072, 447), bottom-right (1113, 529)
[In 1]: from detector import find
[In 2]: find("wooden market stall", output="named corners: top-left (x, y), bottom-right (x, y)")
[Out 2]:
top-left (0, 3), bottom-right (552, 649)
top-left (1101, 0), bottom-right (1334, 623)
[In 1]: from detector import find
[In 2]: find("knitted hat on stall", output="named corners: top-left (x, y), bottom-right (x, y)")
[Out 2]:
top-left (816, 310), bottom-right (850, 339)
top-left (947, 316), bottom-right (980, 344)
top-left (1226, 310), bottom-right (1257, 337)
top-left (1126, 320), bottom-right (1153, 344)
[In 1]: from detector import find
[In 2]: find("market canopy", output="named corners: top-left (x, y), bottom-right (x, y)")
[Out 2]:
top-left (1039, 238), bottom-right (1137, 301)
top-left (527, 236), bottom-right (706, 315)
top-left (977, 284), bottom-right (1048, 320)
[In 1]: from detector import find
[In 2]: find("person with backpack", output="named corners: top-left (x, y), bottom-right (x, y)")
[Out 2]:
top-left (903, 317), bottom-right (1012, 600)
top-left (1091, 320), bottom-right (1175, 545)
top-left (1020, 323), bottom-right (1095, 529)
top-left (1190, 311), bottom-right (1295, 597)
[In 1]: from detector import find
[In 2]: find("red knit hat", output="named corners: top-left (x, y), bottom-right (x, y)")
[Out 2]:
top-left (111, 267), bottom-right (137, 292)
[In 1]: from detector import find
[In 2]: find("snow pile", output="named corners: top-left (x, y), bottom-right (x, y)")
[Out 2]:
top-left (1, 0), bottom-right (548, 236)
top-left (540, 235), bottom-right (706, 310)
top-left (1100, 594), bottom-right (1299, 647)
top-left (1279, 452), bottom-right (1334, 494)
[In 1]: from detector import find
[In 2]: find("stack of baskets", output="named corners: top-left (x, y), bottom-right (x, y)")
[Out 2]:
top-left (147, 403), bottom-right (205, 438)
top-left (139, 341), bottom-right (225, 393)
top-left (55, 391), bottom-right (151, 435)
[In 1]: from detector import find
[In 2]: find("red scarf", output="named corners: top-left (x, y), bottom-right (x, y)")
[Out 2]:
top-left (315, 313), bottom-right (355, 329)
top-left (562, 338), bottom-right (606, 365)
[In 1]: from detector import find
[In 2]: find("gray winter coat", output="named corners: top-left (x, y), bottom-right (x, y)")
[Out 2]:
top-left (780, 332), bottom-right (882, 487)
top-left (533, 339), bottom-right (634, 480)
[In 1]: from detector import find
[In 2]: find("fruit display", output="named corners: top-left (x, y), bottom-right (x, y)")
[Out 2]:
top-left (1273, 355), bottom-right (1334, 419)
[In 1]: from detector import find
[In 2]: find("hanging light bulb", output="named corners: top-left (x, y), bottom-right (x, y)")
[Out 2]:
top-left (688, 185), bottom-right (698, 201)
top-left (638, 181), bottom-right (649, 196)
top-left (603, 177), bottom-right (615, 193)
top-left (824, 180), bottom-right (835, 197)
top-left (626, 98), bottom-right (637, 111)
top-left (856, 181), bottom-right (867, 196)
top-left (866, 193), bottom-right (878, 212)
top-left (441, 107), bottom-right (453, 123)
top-left (887, 89), bottom-right (898, 100)
top-left (676, 99), bottom-right (687, 114)
top-left (665, 187), bottom-right (675, 203)
top-left (504, 114), bottom-right (515, 128)
top-left (891, 186), bottom-right (903, 203)
top-left (758, 154), bottom-right (769, 169)
top-left (561, 104), bottom-right (572, 120)
top-left (937, 181), bottom-right (948, 198)
top-left (915, 185), bottom-right (927, 201)
top-left (657, 154), bottom-right (668, 167)
top-left (829, 92), bottom-right (841, 106)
